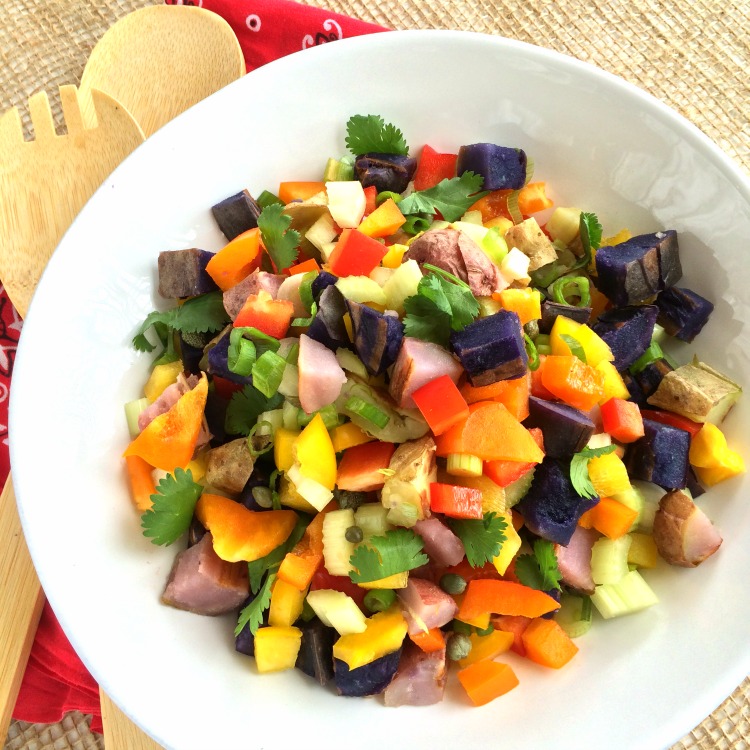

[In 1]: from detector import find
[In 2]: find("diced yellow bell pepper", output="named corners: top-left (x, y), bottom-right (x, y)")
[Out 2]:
top-left (627, 532), bottom-right (658, 569)
top-left (550, 317), bottom-right (613, 368)
top-left (332, 607), bottom-right (408, 670)
top-left (356, 571), bottom-right (409, 590)
top-left (454, 607), bottom-right (491, 630)
top-left (484, 216), bottom-right (514, 233)
top-left (491, 514), bottom-right (521, 575)
top-left (269, 578), bottom-right (307, 627)
top-left (596, 360), bottom-right (631, 402)
top-left (274, 428), bottom-right (299, 473)
top-left (143, 360), bottom-right (183, 402)
top-left (293, 414), bottom-right (337, 490)
top-left (458, 629), bottom-right (515, 668)
top-left (343, 312), bottom-right (354, 342)
top-left (254, 626), bottom-right (303, 672)
top-left (186, 453), bottom-right (208, 482)
top-left (690, 423), bottom-right (745, 486)
top-left (601, 228), bottom-right (632, 247)
top-left (330, 422), bottom-right (374, 453)
top-left (278, 474), bottom-right (319, 513)
top-left (496, 288), bottom-right (542, 326)
top-left (588, 452), bottom-right (631, 497)
top-left (381, 243), bottom-right (408, 269)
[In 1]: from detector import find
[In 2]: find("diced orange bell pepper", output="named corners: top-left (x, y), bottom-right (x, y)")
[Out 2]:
top-left (330, 422), bottom-right (374, 453)
top-left (517, 182), bottom-right (553, 215)
top-left (412, 375), bottom-right (470, 436)
top-left (521, 617), bottom-right (578, 669)
top-left (287, 258), bottom-right (321, 276)
top-left (123, 374), bottom-right (208, 471)
top-left (277, 505), bottom-right (333, 591)
top-left (357, 198), bottom-right (406, 238)
top-left (577, 497), bottom-right (638, 539)
top-left (457, 629), bottom-right (515, 668)
top-left (278, 181), bottom-right (326, 203)
top-left (457, 661), bottom-right (519, 706)
top-left (494, 288), bottom-right (542, 326)
top-left (205, 228), bottom-right (261, 291)
top-left (233, 289), bottom-right (294, 339)
top-left (540, 355), bottom-right (605, 411)
top-left (435, 402), bottom-right (544, 463)
top-left (491, 614), bottom-right (531, 656)
top-left (460, 375), bottom-right (530, 422)
top-left (457, 579), bottom-right (559, 621)
top-left (195, 493), bottom-right (297, 563)
top-left (409, 627), bottom-right (446, 653)
top-left (429, 483), bottom-right (484, 519)
top-left (124, 455), bottom-right (156, 512)
top-left (469, 189), bottom-right (513, 223)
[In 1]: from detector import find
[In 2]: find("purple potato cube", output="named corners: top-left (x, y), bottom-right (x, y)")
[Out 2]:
top-left (592, 305), bottom-right (658, 371)
top-left (355, 153), bottom-right (418, 194)
top-left (158, 248), bottom-right (218, 298)
top-left (311, 270), bottom-right (339, 301)
top-left (211, 189), bottom-right (261, 241)
top-left (307, 285), bottom-right (351, 352)
top-left (456, 143), bottom-right (527, 190)
top-left (525, 397), bottom-right (596, 459)
top-left (515, 459), bottom-right (599, 546)
top-left (624, 418), bottom-right (690, 489)
top-left (334, 648), bottom-right (402, 696)
top-left (633, 359), bottom-right (673, 400)
top-left (347, 300), bottom-right (404, 376)
top-left (296, 619), bottom-right (336, 686)
top-left (539, 301), bottom-right (592, 334)
top-left (595, 230), bottom-right (682, 306)
top-left (450, 311), bottom-right (527, 386)
top-left (621, 371), bottom-right (647, 406)
top-left (206, 330), bottom-right (253, 385)
top-left (655, 286), bottom-right (714, 342)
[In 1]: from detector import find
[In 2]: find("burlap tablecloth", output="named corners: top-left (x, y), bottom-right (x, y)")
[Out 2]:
top-left (2, 0), bottom-right (749, 748)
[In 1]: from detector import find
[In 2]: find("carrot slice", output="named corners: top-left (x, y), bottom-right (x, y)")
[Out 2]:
top-left (521, 617), bottom-right (579, 669)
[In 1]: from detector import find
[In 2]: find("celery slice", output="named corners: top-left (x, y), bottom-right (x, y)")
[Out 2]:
top-left (124, 397), bottom-right (150, 438)
top-left (556, 593), bottom-right (593, 638)
top-left (591, 535), bottom-right (632, 585)
top-left (591, 570), bottom-right (658, 619)
top-left (446, 453), bottom-right (483, 478)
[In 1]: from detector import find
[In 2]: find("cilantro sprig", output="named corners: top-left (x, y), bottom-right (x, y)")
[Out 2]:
top-left (348, 529), bottom-right (428, 584)
top-left (345, 114), bottom-right (409, 157)
top-left (403, 264), bottom-right (480, 348)
top-left (570, 444), bottom-right (617, 498)
top-left (225, 385), bottom-right (284, 436)
top-left (397, 172), bottom-right (489, 223)
top-left (141, 468), bottom-right (203, 546)
top-left (236, 571), bottom-right (276, 637)
top-left (132, 291), bottom-right (229, 360)
top-left (257, 203), bottom-right (300, 272)
top-left (447, 512), bottom-right (508, 568)
top-left (515, 539), bottom-right (562, 591)
top-left (572, 211), bottom-right (603, 270)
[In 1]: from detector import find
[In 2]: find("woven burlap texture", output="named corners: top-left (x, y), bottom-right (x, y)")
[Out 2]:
top-left (2, 0), bottom-right (749, 749)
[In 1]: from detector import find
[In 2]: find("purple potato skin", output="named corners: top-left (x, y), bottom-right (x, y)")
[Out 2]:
top-left (355, 153), bottom-right (417, 194)
top-left (334, 648), bottom-right (403, 696)
top-left (591, 305), bottom-right (658, 371)
top-left (456, 143), bottom-right (527, 190)
top-left (624, 418), bottom-right (690, 490)
top-left (539, 301), bottom-right (592, 334)
top-left (211, 189), bottom-right (261, 241)
top-left (347, 300), bottom-right (404, 376)
top-left (307, 285), bottom-right (352, 352)
top-left (525, 397), bottom-right (596, 459)
top-left (296, 618), bottom-right (336, 686)
top-left (158, 248), bottom-right (218, 299)
top-left (655, 286), bottom-right (714, 342)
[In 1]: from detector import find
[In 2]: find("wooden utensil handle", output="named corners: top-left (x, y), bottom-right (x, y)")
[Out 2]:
top-left (100, 689), bottom-right (164, 749)
top-left (0, 475), bottom-right (44, 736)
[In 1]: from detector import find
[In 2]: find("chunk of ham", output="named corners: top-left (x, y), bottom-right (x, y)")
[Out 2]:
top-left (397, 577), bottom-right (458, 635)
top-left (405, 228), bottom-right (501, 296)
top-left (223, 270), bottom-right (285, 319)
top-left (383, 642), bottom-right (447, 707)
top-left (554, 526), bottom-right (598, 595)
top-left (298, 334), bottom-right (347, 414)
top-left (162, 533), bottom-right (249, 615)
top-left (389, 337), bottom-right (464, 409)
top-left (413, 517), bottom-right (465, 567)
top-left (653, 489), bottom-right (723, 567)
top-left (138, 374), bottom-right (210, 450)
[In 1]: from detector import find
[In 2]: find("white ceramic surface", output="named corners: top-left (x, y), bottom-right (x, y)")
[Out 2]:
top-left (10, 30), bottom-right (750, 750)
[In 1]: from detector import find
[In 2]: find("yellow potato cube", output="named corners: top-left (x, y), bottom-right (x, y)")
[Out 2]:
top-left (254, 626), bottom-right (302, 673)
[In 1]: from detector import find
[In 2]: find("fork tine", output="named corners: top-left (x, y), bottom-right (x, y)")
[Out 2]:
top-left (0, 107), bottom-right (25, 152)
top-left (28, 91), bottom-right (56, 142)
top-left (59, 85), bottom-right (86, 136)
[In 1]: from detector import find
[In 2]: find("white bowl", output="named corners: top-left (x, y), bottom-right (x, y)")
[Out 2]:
top-left (11, 30), bottom-right (750, 750)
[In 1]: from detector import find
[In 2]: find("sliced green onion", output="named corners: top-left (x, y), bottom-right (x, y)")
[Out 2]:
top-left (322, 157), bottom-right (354, 182)
top-left (227, 329), bottom-right (257, 376)
top-left (292, 301), bottom-right (317, 327)
top-left (549, 275), bottom-right (591, 308)
top-left (560, 334), bottom-right (587, 363)
top-left (297, 404), bottom-right (341, 430)
top-left (268, 469), bottom-right (281, 511)
top-left (284, 342), bottom-right (300, 366)
top-left (506, 190), bottom-right (523, 224)
top-left (376, 190), bottom-right (402, 205)
top-left (246, 422), bottom-right (275, 457)
top-left (629, 341), bottom-right (665, 375)
top-left (277, 363), bottom-right (299, 399)
top-left (363, 589), bottom-right (397, 613)
top-left (474, 623), bottom-right (495, 637)
top-left (299, 271), bottom-right (318, 313)
top-left (446, 453), bottom-right (483, 477)
top-left (282, 400), bottom-right (300, 430)
top-left (255, 409), bottom-right (284, 437)
top-left (481, 226), bottom-right (508, 265)
top-left (524, 156), bottom-right (535, 187)
top-left (530, 260), bottom-right (570, 288)
top-left (524, 333), bottom-right (540, 371)
top-left (535, 334), bottom-right (551, 348)
top-left (257, 190), bottom-right (283, 209)
top-left (402, 214), bottom-right (432, 235)
top-left (124, 397), bottom-right (150, 438)
top-left (251, 350), bottom-right (287, 397)
top-left (345, 396), bottom-right (390, 429)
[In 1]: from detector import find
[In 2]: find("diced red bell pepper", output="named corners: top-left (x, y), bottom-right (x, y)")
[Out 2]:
top-left (327, 228), bottom-right (388, 277)
top-left (639, 409), bottom-right (702, 438)
top-left (484, 428), bottom-right (543, 487)
top-left (233, 289), bottom-right (294, 338)
top-left (336, 441), bottom-right (395, 492)
top-left (212, 375), bottom-right (244, 401)
top-left (430, 483), bottom-right (483, 519)
top-left (413, 145), bottom-right (458, 191)
top-left (411, 375), bottom-right (470, 436)
top-left (600, 398), bottom-right (645, 443)
top-left (310, 568), bottom-right (366, 610)
top-left (363, 185), bottom-right (378, 216)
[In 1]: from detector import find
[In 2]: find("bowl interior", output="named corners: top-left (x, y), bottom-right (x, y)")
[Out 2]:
top-left (10, 30), bottom-right (750, 750)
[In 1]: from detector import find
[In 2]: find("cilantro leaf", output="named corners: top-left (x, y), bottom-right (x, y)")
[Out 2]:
top-left (569, 444), bottom-right (617, 498)
top-left (397, 173), bottom-right (489, 223)
top-left (345, 114), bottom-right (409, 157)
top-left (515, 539), bottom-right (562, 591)
top-left (573, 211), bottom-right (603, 270)
top-left (225, 385), bottom-right (284, 436)
top-left (258, 203), bottom-right (300, 272)
top-left (132, 311), bottom-right (176, 353)
top-left (235, 571), bottom-right (275, 637)
top-left (447, 512), bottom-right (508, 568)
top-left (349, 528), bottom-right (428, 584)
top-left (403, 266), bottom-right (480, 348)
top-left (247, 515), bottom-right (309, 594)
top-left (141, 468), bottom-right (203, 546)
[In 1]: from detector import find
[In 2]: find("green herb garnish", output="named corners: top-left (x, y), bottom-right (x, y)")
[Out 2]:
top-left (397, 173), bottom-right (488, 223)
top-left (515, 539), bottom-right (563, 591)
top-left (225, 385), bottom-right (284, 436)
top-left (572, 212), bottom-right (603, 270)
top-left (570, 444), bottom-right (617, 499)
top-left (348, 529), bottom-right (428, 584)
top-left (257, 203), bottom-right (300, 272)
top-left (447, 512), bottom-right (508, 568)
top-left (141, 468), bottom-right (203, 546)
top-left (345, 114), bottom-right (409, 157)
